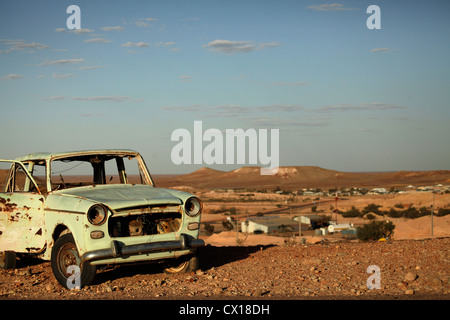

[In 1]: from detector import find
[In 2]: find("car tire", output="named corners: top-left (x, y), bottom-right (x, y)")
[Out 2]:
top-left (164, 254), bottom-right (199, 274)
top-left (0, 251), bottom-right (16, 269)
top-left (51, 233), bottom-right (97, 289)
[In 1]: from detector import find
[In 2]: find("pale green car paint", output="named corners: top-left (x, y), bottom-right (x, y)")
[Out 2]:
top-left (0, 150), bottom-right (203, 268)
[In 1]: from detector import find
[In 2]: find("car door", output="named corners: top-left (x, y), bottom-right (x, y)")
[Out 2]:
top-left (0, 160), bottom-right (46, 254)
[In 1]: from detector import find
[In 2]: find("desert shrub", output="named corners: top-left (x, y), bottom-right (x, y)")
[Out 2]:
top-left (362, 203), bottom-right (382, 215)
top-left (385, 208), bottom-right (402, 218)
top-left (385, 205), bottom-right (430, 219)
top-left (228, 207), bottom-right (237, 215)
top-left (365, 213), bottom-right (376, 220)
top-left (402, 206), bottom-right (421, 219)
top-left (394, 203), bottom-right (404, 209)
top-left (222, 220), bottom-right (234, 231)
top-left (209, 204), bottom-right (228, 214)
top-left (204, 223), bottom-right (215, 236)
top-left (357, 221), bottom-right (395, 241)
top-left (437, 208), bottom-right (450, 217)
top-left (419, 206), bottom-right (432, 216)
top-left (342, 206), bottom-right (362, 218)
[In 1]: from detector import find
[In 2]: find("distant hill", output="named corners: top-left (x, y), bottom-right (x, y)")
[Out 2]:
top-left (153, 166), bottom-right (450, 190)
top-left (2, 166), bottom-right (449, 192)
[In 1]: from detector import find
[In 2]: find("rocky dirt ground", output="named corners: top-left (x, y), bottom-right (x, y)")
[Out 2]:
top-left (0, 237), bottom-right (449, 300)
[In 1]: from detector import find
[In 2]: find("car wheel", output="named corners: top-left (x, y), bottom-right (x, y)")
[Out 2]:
top-left (0, 251), bottom-right (16, 269)
top-left (164, 254), bottom-right (199, 274)
top-left (51, 233), bottom-right (97, 289)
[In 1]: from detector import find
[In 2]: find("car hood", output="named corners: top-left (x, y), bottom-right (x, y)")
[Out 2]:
top-left (50, 184), bottom-right (183, 211)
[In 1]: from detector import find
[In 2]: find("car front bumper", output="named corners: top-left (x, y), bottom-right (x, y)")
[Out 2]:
top-left (81, 233), bottom-right (205, 264)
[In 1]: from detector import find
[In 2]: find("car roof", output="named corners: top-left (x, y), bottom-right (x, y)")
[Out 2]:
top-left (15, 149), bottom-right (140, 162)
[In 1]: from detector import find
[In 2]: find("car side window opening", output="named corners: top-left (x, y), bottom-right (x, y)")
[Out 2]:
top-left (0, 162), bottom-right (41, 194)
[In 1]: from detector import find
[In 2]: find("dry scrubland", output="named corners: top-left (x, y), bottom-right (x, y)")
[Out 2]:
top-left (190, 190), bottom-right (450, 245)
top-left (1, 166), bottom-right (449, 299)
top-left (154, 166), bottom-right (450, 243)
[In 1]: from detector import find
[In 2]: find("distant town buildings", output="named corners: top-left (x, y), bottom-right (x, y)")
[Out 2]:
top-left (210, 183), bottom-right (449, 196)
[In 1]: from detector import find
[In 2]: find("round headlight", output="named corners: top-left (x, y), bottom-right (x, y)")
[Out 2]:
top-left (87, 204), bottom-right (107, 225)
top-left (184, 197), bottom-right (202, 217)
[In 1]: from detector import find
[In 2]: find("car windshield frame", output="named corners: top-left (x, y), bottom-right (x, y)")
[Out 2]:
top-left (47, 152), bottom-right (154, 192)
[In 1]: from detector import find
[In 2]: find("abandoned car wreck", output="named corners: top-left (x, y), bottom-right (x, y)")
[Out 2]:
top-left (0, 149), bottom-right (204, 289)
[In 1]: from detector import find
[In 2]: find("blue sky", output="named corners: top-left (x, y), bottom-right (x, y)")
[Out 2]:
top-left (0, 0), bottom-right (449, 174)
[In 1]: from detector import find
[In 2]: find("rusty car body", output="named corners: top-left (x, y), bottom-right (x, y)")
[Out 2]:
top-left (0, 149), bottom-right (204, 288)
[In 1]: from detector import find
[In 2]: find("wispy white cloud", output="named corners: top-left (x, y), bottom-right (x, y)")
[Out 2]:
top-left (12, 42), bottom-right (49, 50)
top-left (210, 105), bottom-right (253, 117)
top-left (247, 116), bottom-right (329, 128)
top-left (203, 39), bottom-right (279, 54)
top-left (133, 17), bottom-right (158, 28)
top-left (121, 41), bottom-right (150, 47)
top-left (164, 104), bottom-right (249, 117)
top-left (155, 41), bottom-right (176, 47)
top-left (370, 48), bottom-right (395, 53)
top-left (155, 41), bottom-right (180, 51)
top-left (307, 3), bottom-right (357, 12)
top-left (164, 104), bottom-right (304, 117)
top-left (52, 73), bottom-right (75, 79)
top-left (101, 26), bottom-right (124, 32)
top-left (259, 42), bottom-right (280, 49)
top-left (0, 40), bottom-right (49, 53)
top-left (259, 105), bottom-right (304, 112)
top-left (179, 75), bottom-right (193, 82)
top-left (0, 39), bottom-right (23, 43)
top-left (43, 95), bottom-right (142, 103)
top-left (78, 65), bottom-right (107, 70)
top-left (55, 28), bottom-right (94, 34)
top-left (84, 38), bottom-right (111, 44)
top-left (313, 102), bottom-right (406, 113)
top-left (204, 40), bottom-right (254, 53)
top-left (2, 74), bottom-right (24, 80)
top-left (135, 21), bottom-right (151, 28)
top-left (37, 58), bottom-right (85, 66)
top-left (72, 96), bottom-right (143, 103)
top-left (42, 96), bottom-right (65, 101)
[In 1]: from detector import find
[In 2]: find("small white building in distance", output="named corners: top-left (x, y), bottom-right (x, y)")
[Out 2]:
top-left (241, 216), bottom-right (306, 234)
top-left (328, 223), bottom-right (353, 234)
top-left (369, 188), bottom-right (389, 194)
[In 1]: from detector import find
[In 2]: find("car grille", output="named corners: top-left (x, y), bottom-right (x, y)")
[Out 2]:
top-left (108, 205), bottom-right (182, 237)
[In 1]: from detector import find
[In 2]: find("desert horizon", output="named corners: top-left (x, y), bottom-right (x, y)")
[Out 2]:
top-left (153, 165), bottom-right (450, 190)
